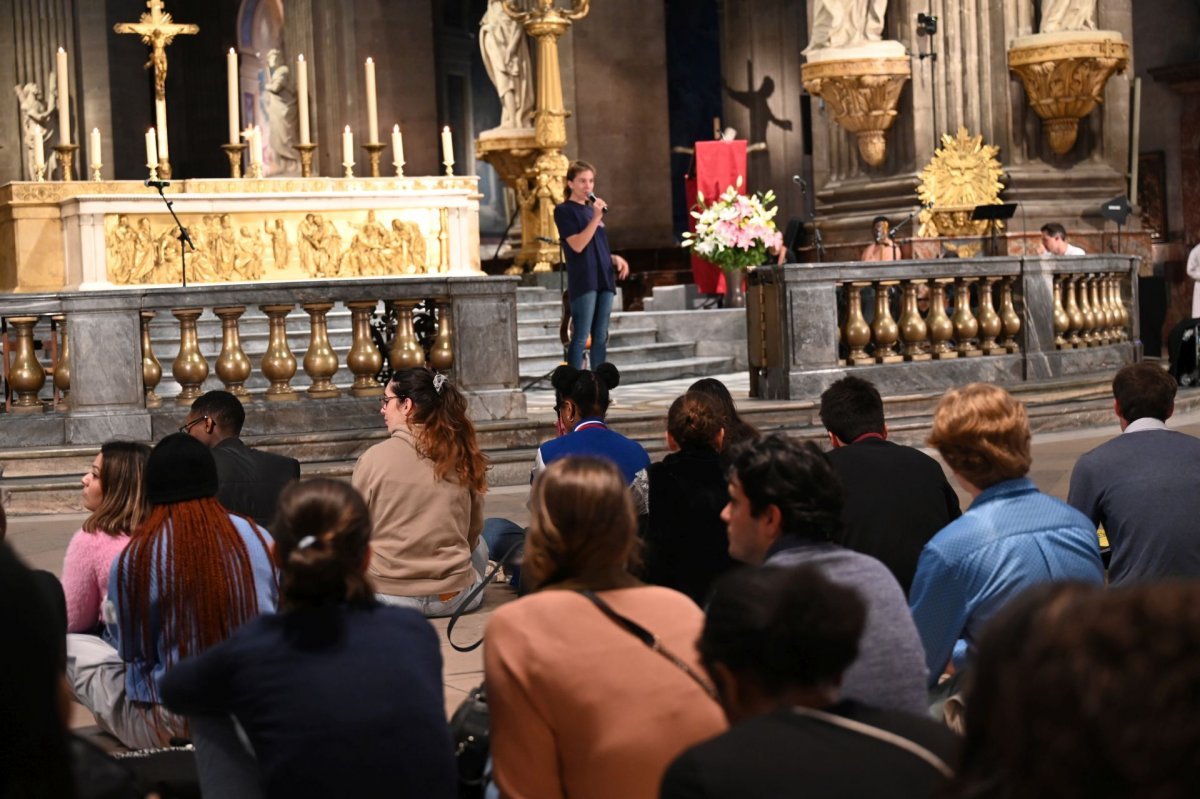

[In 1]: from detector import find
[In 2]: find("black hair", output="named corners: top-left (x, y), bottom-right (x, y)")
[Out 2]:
top-left (1040, 222), bottom-right (1067, 240)
top-left (699, 565), bottom-right (866, 692)
top-left (725, 434), bottom-right (843, 540)
top-left (551, 362), bottom-right (620, 420)
top-left (190, 390), bottom-right (246, 435)
top-left (872, 216), bottom-right (888, 226)
top-left (688, 377), bottom-right (758, 448)
top-left (818, 375), bottom-right (886, 443)
top-left (1112, 362), bottom-right (1177, 423)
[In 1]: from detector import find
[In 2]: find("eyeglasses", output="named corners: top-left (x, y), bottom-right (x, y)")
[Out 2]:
top-left (178, 415), bottom-right (208, 434)
top-left (380, 395), bottom-right (403, 409)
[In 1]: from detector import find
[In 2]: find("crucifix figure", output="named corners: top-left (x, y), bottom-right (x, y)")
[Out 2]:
top-left (114, 0), bottom-right (199, 178)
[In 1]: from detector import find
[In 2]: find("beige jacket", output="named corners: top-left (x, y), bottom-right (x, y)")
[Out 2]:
top-left (352, 427), bottom-right (483, 597)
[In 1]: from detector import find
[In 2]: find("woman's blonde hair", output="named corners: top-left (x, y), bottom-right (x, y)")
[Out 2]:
top-left (83, 441), bottom-right (151, 536)
top-left (928, 383), bottom-right (1031, 489)
top-left (524, 456), bottom-right (637, 590)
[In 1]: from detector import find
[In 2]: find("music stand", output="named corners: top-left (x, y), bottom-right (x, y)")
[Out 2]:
top-left (971, 203), bottom-right (1018, 257)
top-left (1099, 195), bottom-right (1133, 253)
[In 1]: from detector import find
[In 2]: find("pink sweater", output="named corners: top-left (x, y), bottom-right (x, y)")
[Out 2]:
top-left (62, 529), bottom-right (131, 632)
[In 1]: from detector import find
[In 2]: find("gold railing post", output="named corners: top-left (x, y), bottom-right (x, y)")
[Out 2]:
top-left (171, 308), bottom-right (209, 404)
top-left (928, 278), bottom-right (957, 359)
top-left (213, 306), bottom-right (252, 397)
top-left (141, 311), bottom-right (163, 408)
top-left (952, 278), bottom-right (982, 357)
top-left (844, 282), bottom-right (873, 365)
top-left (52, 314), bottom-right (71, 410)
top-left (388, 300), bottom-right (426, 371)
top-left (1078, 274), bottom-right (1097, 346)
top-left (6, 316), bottom-right (46, 412)
top-left (999, 277), bottom-right (1022, 353)
top-left (1065, 275), bottom-right (1084, 348)
top-left (259, 304), bottom-right (299, 401)
top-left (1053, 275), bottom-right (1070, 350)
top-left (302, 302), bottom-right (340, 398)
top-left (872, 281), bottom-right (902, 363)
top-left (977, 277), bottom-right (1003, 355)
top-left (898, 280), bottom-right (931, 361)
top-left (429, 301), bottom-right (455, 371)
top-left (346, 301), bottom-right (384, 397)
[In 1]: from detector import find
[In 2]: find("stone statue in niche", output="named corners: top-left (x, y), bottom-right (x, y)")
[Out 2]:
top-left (264, 49), bottom-right (300, 174)
top-left (14, 81), bottom-right (58, 177)
top-left (265, 219), bottom-right (290, 269)
top-left (1039, 0), bottom-right (1098, 33)
top-left (480, 0), bottom-right (535, 129)
top-left (804, 0), bottom-right (888, 53)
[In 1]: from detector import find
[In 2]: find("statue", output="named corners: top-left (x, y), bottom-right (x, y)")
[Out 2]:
top-left (264, 49), bottom-right (300, 174)
top-left (235, 226), bottom-right (265, 280)
top-left (480, 0), bottom-right (535, 128)
top-left (14, 81), bottom-right (57, 178)
top-left (264, 219), bottom-right (290, 270)
top-left (804, 0), bottom-right (889, 53)
top-left (298, 213), bottom-right (323, 276)
top-left (1039, 0), bottom-right (1098, 33)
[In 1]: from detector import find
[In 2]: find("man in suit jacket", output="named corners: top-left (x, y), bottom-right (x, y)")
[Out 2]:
top-left (1069, 362), bottom-right (1200, 584)
top-left (819, 376), bottom-right (960, 595)
top-left (182, 390), bottom-right (300, 530)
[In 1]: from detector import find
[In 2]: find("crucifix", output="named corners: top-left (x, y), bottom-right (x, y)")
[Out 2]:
top-left (114, 0), bottom-right (199, 179)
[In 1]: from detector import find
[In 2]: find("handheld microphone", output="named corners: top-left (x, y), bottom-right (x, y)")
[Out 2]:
top-left (792, 175), bottom-right (807, 191)
top-left (144, 179), bottom-right (171, 189)
top-left (586, 192), bottom-right (609, 213)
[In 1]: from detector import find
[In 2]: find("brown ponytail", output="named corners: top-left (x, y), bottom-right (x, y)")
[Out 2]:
top-left (667, 391), bottom-right (725, 451)
top-left (389, 368), bottom-right (489, 494)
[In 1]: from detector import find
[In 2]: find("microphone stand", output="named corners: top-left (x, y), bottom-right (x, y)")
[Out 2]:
top-left (153, 184), bottom-right (195, 288)
top-left (887, 210), bottom-right (917, 259)
top-left (796, 179), bottom-right (825, 263)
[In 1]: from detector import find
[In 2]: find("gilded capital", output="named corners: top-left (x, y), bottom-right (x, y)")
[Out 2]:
top-left (801, 55), bottom-right (911, 167)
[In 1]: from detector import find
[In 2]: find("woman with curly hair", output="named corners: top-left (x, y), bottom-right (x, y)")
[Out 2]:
top-left (353, 367), bottom-right (489, 617)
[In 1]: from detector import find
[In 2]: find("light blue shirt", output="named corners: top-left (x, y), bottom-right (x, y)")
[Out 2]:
top-left (908, 477), bottom-right (1104, 686)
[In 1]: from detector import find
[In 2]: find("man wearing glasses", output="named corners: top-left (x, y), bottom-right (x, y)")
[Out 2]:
top-left (181, 390), bottom-right (300, 530)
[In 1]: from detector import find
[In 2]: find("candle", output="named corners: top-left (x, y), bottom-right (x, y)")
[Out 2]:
top-left (364, 57), bottom-right (379, 144)
top-left (297, 54), bottom-right (310, 145)
top-left (56, 47), bottom-right (70, 145)
top-left (89, 127), bottom-right (101, 168)
top-left (391, 125), bottom-right (404, 165)
top-left (33, 125), bottom-right (45, 169)
top-left (226, 48), bottom-right (239, 144)
top-left (342, 125), bottom-right (354, 164)
top-left (441, 126), bottom-right (454, 171)
top-left (145, 128), bottom-right (158, 168)
top-left (155, 97), bottom-right (169, 160)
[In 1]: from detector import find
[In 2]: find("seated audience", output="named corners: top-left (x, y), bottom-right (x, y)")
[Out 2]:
top-left (688, 377), bottom-right (759, 448)
top-left (66, 433), bottom-right (277, 749)
top-left (819, 376), bottom-right (960, 595)
top-left (352, 368), bottom-right (489, 617)
top-left (161, 479), bottom-right (455, 799)
top-left (644, 391), bottom-right (737, 605)
top-left (63, 441), bottom-right (150, 633)
top-left (183, 390), bottom-right (300, 529)
top-left (661, 565), bottom-right (958, 798)
top-left (1068, 362), bottom-right (1200, 584)
top-left (953, 580), bottom-right (1200, 798)
top-left (722, 434), bottom-right (929, 715)
top-left (911, 383), bottom-right (1104, 690)
top-left (485, 457), bottom-right (726, 799)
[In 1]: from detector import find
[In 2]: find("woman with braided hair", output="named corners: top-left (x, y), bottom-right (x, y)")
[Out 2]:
top-left (65, 433), bottom-right (277, 750)
top-left (352, 367), bottom-right (490, 617)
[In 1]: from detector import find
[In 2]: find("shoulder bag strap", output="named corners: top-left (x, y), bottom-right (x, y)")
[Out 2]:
top-left (447, 542), bottom-right (524, 653)
top-left (579, 589), bottom-right (718, 701)
top-left (790, 706), bottom-right (954, 779)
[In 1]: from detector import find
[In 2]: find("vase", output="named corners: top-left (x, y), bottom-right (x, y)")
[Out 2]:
top-left (724, 268), bottom-right (746, 309)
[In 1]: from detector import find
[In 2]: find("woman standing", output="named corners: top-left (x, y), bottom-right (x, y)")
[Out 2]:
top-left (62, 442), bottom-right (150, 634)
top-left (485, 457), bottom-right (726, 799)
top-left (554, 160), bottom-right (630, 369)
top-left (352, 368), bottom-right (490, 617)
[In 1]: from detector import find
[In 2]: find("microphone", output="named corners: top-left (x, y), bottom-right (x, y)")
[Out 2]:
top-left (889, 210), bottom-right (917, 239)
top-left (792, 175), bottom-right (807, 191)
top-left (586, 192), bottom-right (609, 213)
top-left (144, 179), bottom-right (171, 189)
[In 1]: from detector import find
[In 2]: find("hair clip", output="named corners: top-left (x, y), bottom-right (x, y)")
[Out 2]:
top-left (433, 372), bottom-right (448, 394)
top-left (297, 535), bottom-right (317, 550)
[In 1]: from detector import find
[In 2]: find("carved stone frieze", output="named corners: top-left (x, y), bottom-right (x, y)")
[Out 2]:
top-left (801, 55), bottom-right (911, 167)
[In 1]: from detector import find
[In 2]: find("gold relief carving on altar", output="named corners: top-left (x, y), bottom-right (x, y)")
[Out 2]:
top-left (104, 209), bottom-right (443, 285)
top-left (916, 127), bottom-right (1005, 256)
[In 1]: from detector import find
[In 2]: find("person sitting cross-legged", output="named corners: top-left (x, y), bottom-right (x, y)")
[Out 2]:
top-left (661, 565), bottom-right (959, 799)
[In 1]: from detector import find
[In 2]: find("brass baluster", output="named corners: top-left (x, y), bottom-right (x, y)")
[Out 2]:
top-left (6, 316), bottom-right (46, 413)
top-left (52, 314), bottom-right (70, 410)
top-left (927, 278), bottom-right (957, 359)
top-left (1077, 274), bottom-right (1097, 346)
top-left (952, 278), bottom-right (982, 357)
top-left (1104, 274), bottom-right (1120, 342)
top-left (389, 300), bottom-right (426, 371)
top-left (428, 301), bottom-right (455, 371)
top-left (1065, 274), bottom-right (1084, 348)
top-left (1112, 274), bottom-right (1129, 340)
top-left (1090, 276), bottom-right (1109, 345)
top-left (171, 308), bottom-right (208, 404)
top-left (844, 282), bottom-right (873, 365)
top-left (302, 302), bottom-right (340, 398)
top-left (1053, 275), bottom-right (1070, 350)
top-left (259, 304), bottom-right (298, 401)
top-left (977, 277), bottom-right (1003, 355)
top-left (346, 301), bottom-right (384, 397)
top-left (899, 280), bottom-right (931, 361)
top-left (872, 281), bottom-right (902, 363)
top-left (141, 310), bottom-right (163, 408)
top-left (213, 306), bottom-right (252, 397)
top-left (999, 277), bottom-right (1022, 353)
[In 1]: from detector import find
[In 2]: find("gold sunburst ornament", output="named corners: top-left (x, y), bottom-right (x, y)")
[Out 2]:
top-left (917, 127), bottom-right (1005, 246)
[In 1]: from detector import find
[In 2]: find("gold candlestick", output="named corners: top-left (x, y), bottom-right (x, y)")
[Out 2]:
top-left (157, 159), bottom-right (172, 180)
top-left (362, 142), bottom-right (386, 178)
top-left (53, 144), bottom-right (79, 181)
top-left (443, 158), bottom-right (454, 177)
top-left (90, 163), bottom-right (103, 182)
top-left (393, 156), bottom-right (406, 177)
top-left (247, 161), bottom-right (264, 179)
top-left (295, 142), bottom-right (317, 177)
top-left (343, 159), bottom-right (355, 179)
top-left (221, 142), bottom-right (247, 178)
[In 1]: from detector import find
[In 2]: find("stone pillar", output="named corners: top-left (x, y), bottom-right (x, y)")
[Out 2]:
top-left (447, 275), bottom-right (527, 421)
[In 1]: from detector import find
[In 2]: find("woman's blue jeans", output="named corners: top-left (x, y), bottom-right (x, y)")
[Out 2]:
top-left (567, 290), bottom-right (615, 369)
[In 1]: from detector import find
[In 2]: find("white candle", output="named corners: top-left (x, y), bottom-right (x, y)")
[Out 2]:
top-left (364, 57), bottom-right (379, 144)
top-left (342, 125), bottom-right (354, 164)
top-left (155, 97), bottom-right (169, 160)
top-left (56, 47), bottom-right (70, 145)
top-left (391, 124), bottom-right (404, 165)
top-left (441, 125), bottom-right (454, 170)
top-left (33, 124), bottom-right (45, 169)
top-left (226, 48), bottom-right (239, 144)
top-left (89, 127), bottom-right (101, 168)
top-left (297, 54), bottom-right (310, 145)
top-left (145, 128), bottom-right (158, 168)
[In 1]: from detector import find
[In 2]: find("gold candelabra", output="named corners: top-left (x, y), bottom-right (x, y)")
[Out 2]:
top-left (295, 142), bottom-right (317, 178)
top-left (362, 142), bottom-right (386, 178)
top-left (221, 142), bottom-right (247, 178)
top-left (53, 144), bottom-right (79, 181)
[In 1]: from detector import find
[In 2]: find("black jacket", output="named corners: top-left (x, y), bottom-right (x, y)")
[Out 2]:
top-left (211, 437), bottom-right (301, 531)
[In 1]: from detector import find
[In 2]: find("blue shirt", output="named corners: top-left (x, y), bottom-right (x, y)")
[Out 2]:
top-left (908, 478), bottom-right (1103, 685)
top-left (535, 418), bottom-right (651, 514)
top-left (554, 200), bottom-right (615, 300)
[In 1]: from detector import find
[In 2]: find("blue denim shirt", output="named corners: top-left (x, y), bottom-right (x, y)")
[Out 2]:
top-left (908, 477), bottom-right (1104, 685)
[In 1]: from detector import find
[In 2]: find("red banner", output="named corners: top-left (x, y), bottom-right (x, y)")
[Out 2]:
top-left (686, 140), bottom-right (748, 294)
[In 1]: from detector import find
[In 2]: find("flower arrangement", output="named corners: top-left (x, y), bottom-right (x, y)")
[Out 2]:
top-left (683, 176), bottom-right (783, 272)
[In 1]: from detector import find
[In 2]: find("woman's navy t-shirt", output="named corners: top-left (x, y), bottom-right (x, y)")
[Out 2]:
top-left (554, 200), bottom-right (615, 300)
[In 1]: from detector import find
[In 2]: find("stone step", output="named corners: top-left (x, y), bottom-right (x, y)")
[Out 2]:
top-left (519, 342), bottom-right (698, 377)
top-left (517, 326), bottom-right (658, 357)
top-left (606, 355), bottom-right (737, 385)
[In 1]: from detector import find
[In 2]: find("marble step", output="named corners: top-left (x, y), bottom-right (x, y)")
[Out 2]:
top-left (517, 326), bottom-right (657, 357)
top-left (519, 341), bottom-right (699, 378)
